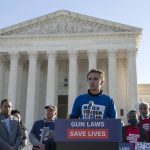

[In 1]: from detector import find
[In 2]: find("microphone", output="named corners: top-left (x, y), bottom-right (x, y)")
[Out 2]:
top-left (88, 101), bottom-right (94, 113)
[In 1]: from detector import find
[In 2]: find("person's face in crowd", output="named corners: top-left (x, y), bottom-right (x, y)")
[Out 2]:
top-left (45, 108), bottom-right (56, 120)
top-left (139, 105), bottom-right (149, 117)
top-left (1, 101), bottom-right (12, 117)
top-left (127, 112), bottom-right (138, 127)
top-left (87, 72), bottom-right (103, 92)
top-left (13, 113), bottom-right (21, 122)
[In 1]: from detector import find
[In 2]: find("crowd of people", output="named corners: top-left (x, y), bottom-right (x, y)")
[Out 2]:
top-left (0, 69), bottom-right (150, 150)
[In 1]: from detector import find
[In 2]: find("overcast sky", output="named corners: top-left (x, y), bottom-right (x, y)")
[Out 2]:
top-left (0, 0), bottom-right (149, 83)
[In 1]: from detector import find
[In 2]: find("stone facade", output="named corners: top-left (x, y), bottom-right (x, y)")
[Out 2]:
top-left (138, 84), bottom-right (150, 105)
top-left (0, 10), bottom-right (142, 129)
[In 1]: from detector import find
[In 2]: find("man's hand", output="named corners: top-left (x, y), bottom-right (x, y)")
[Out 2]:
top-left (39, 144), bottom-right (45, 150)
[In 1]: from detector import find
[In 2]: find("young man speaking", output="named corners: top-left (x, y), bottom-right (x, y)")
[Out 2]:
top-left (70, 69), bottom-right (117, 119)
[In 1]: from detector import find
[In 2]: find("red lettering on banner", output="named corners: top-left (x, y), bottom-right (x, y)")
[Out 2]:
top-left (67, 129), bottom-right (109, 139)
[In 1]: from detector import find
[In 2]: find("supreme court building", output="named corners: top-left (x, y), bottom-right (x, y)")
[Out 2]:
top-left (0, 10), bottom-right (142, 129)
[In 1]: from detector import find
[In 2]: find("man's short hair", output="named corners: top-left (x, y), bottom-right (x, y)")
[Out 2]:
top-left (1, 99), bottom-right (10, 107)
top-left (87, 69), bottom-right (105, 81)
top-left (11, 110), bottom-right (20, 115)
top-left (139, 102), bottom-right (149, 109)
top-left (127, 110), bottom-right (137, 116)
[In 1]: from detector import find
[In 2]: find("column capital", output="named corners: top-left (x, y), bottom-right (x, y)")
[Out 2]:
top-left (107, 52), bottom-right (117, 60)
top-left (46, 51), bottom-right (57, 58)
top-left (87, 49), bottom-right (97, 55)
top-left (107, 49), bottom-right (117, 56)
top-left (0, 54), bottom-right (5, 63)
top-left (127, 48), bottom-right (138, 51)
top-left (127, 49), bottom-right (137, 57)
top-left (27, 51), bottom-right (38, 59)
top-left (8, 52), bottom-right (19, 60)
top-left (68, 50), bottom-right (78, 58)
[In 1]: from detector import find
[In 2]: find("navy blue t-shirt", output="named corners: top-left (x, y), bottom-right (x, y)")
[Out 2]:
top-left (30, 119), bottom-right (55, 143)
top-left (71, 93), bottom-right (117, 119)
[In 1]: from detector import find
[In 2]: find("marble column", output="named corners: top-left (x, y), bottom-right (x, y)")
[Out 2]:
top-left (127, 49), bottom-right (138, 110)
top-left (87, 49), bottom-right (97, 71)
top-left (107, 50), bottom-right (117, 101)
top-left (46, 51), bottom-right (56, 106)
top-left (15, 61), bottom-right (24, 109)
top-left (0, 55), bottom-right (4, 100)
top-left (7, 52), bottom-right (19, 108)
top-left (25, 52), bottom-right (37, 130)
top-left (68, 51), bottom-right (78, 114)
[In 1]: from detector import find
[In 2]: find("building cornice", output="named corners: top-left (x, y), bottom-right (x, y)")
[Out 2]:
top-left (0, 31), bottom-right (140, 40)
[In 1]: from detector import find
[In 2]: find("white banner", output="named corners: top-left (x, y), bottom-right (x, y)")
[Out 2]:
top-left (135, 142), bottom-right (150, 150)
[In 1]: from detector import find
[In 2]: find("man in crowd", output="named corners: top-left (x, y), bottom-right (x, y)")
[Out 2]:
top-left (11, 110), bottom-right (28, 150)
top-left (138, 102), bottom-right (150, 142)
top-left (29, 105), bottom-right (57, 150)
top-left (0, 99), bottom-right (22, 150)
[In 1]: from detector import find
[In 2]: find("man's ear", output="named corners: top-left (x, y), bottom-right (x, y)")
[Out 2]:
top-left (100, 81), bottom-right (104, 85)
top-left (54, 111), bottom-right (57, 116)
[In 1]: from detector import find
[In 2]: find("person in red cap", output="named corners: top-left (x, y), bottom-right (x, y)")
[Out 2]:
top-left (29, 105), bottom-right (57, 150)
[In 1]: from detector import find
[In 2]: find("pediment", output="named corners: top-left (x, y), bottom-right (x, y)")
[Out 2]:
top-left (0, 10), bottom-right (142, 36)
